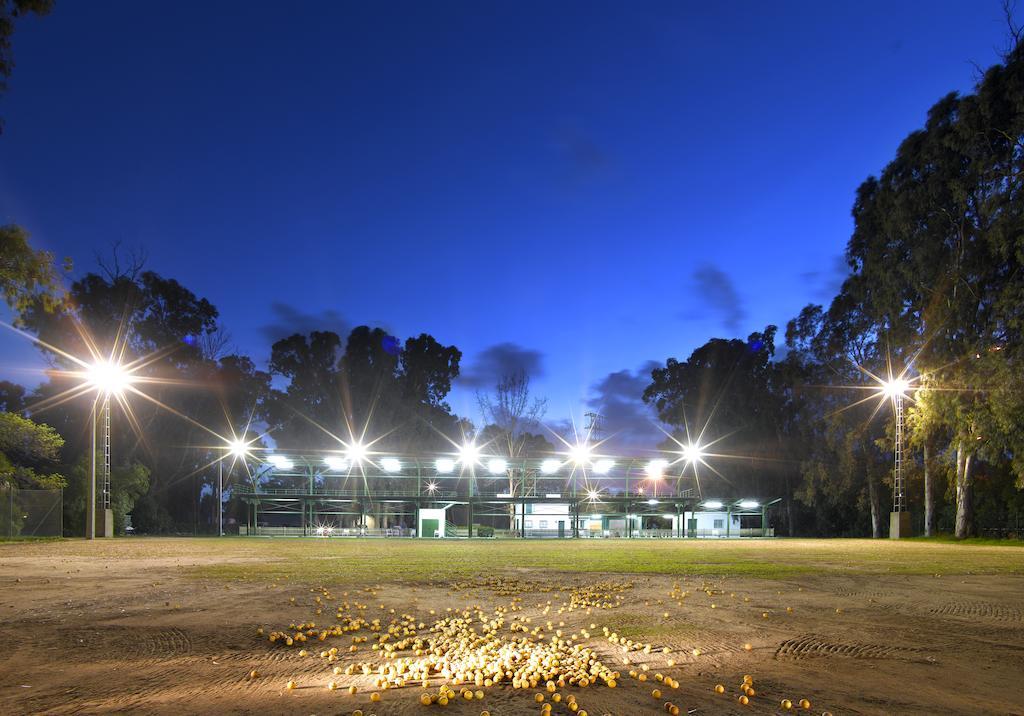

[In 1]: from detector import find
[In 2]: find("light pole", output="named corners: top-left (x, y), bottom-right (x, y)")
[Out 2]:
top-left (882, 377), bottom-right (911, 538)
top-left (85, 360), bottom-right (132, 539)
top-left (220, 438), bottom-right (249, 536)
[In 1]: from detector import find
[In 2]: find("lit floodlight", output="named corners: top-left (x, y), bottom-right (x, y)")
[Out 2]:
top-left (345, 442), bottom-right (368, 464)
top-left (646, 458), bottom-right (669, 478)
top-left (86, 360), bottom-right (134, 396)
top-left (324, 455), bottom-right (349, 471)
top-left (568, 443), bottom-right (592, 465)
top-left (703, 500), bottom-right (724, 509)
top-left (593, 459), bottom-right (614, 475)
top-left (739, 500), bottom-right (759, 509)
top-left (488, 458), bottom-right (507, 474)
top-left (647, 499), bottom-right (659, 505)
top-left (458, 442), bottom-right (481, 465)
top-left (680, 443), bottom-right (704, 463)
top-left (435, 458), bottom-right (455, 474)
top-left (540, 458), bottom-right (561, 474)
top-left (590, 513), bottom-right (603, 520)
top-left (426, 481), bottom-right (438, 493)
top-left (881, 377), bottom-right (910, 399)
top-left (586, 489), bottom-right (601, 501)
top-left (380, 457), bottom-right (401, 473)
top-left (267, 454), bottom-right (293, 470)
top-left (227, 438), bottom-right (249, 459)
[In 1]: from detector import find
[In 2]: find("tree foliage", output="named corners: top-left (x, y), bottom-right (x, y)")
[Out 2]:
top-left (0, 410), bottom-right (64, 489)
top-left (0, 224), bottom-right (68, 319)
top-left (0, 0), bottom-right (52, 132)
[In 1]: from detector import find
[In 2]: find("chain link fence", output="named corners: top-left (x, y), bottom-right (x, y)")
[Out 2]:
top-left (0, 485), bottom-right (63, 538)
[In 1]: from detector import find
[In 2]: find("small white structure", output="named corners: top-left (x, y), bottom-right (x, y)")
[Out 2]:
top-left (682, 510), bottom-right (740, 537)
top-left (417, 507), bottom-right (449, 538)
top-left (513, 503), bottom-right (578, 537)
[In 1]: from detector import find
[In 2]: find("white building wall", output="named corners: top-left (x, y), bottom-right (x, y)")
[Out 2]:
top-left (684, 511), bottom-right (740, 537)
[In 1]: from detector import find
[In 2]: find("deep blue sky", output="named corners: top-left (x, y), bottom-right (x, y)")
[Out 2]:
top-left (0, 1), bottom-right (1009, 449)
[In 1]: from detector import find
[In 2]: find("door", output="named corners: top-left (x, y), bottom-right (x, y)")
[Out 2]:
top-left (422, 518), bottom-right (439, 539)
top-left (557, 520), bottom-right (565, 539)
top-left (687, 518), bottom-right (697, 538)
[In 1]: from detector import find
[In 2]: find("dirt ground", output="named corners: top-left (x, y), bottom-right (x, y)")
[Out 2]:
top-left (0, 539), bottom-right (1022, 715)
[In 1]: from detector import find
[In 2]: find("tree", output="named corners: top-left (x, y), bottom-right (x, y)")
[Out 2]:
top-left (781, 304), bottom-right (894, 538)
top-left (829, 39), bottom-right (1024, 536)
top-left (642, 326), bottom-right (808, 531)
top-left (0, 224), bottom-right (68, 319)
top-left (0, 380), bottom-right (26, 413)
top-left (476, 370), bottom-right (547, 457)
top-left (266, 330), bottom-right (344, 449)
top-left (0, 410), bottom-right (64, 489)
top-left (0, 0), bottom-right (52, 132)
top-left (63, 455), bottom-right (150, 536)
top-left (265, 326), bottom-right (464, 453)
top-left (21, 262), bottom-right (270, 533)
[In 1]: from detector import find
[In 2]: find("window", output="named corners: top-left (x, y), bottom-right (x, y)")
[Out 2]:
top-left (713, 519), bottom-right (724, 529)
top-left (525, 520), bottom-right (533, 529)
top-left (539, 520), bottom-right (548, 529)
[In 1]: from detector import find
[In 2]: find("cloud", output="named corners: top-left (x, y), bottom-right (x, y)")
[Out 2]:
top-left (457, 342), bottom-right (545, 389)
top-left (260, 302), bottom-right (349, 343)
top-left (586, 360), bottom-right (666, 451)
top-left (688, 263), bottom-right (746, 333)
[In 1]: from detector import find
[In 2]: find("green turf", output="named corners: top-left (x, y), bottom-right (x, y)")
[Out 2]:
top-left (180, 536), bottom-right (1024, 583)
top-left (5, 536), bottom-right (1022, 582)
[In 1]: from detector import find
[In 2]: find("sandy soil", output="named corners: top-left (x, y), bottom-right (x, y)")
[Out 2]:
top-left (0, 542), bottom-right (1021, 715)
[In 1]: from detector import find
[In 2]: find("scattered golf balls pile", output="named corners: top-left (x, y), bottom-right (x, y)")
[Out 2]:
top-left (253, 576), bottom-right (832, 714)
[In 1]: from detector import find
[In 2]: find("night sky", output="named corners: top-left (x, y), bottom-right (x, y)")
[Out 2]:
top-left (0, 1), bottom-right (1007, 450)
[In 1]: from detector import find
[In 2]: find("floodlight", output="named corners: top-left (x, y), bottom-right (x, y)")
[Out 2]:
top-left (540, 458), bottom-right (561, 474)
top-left (593, 459), bottom-right (614, 475)
top-left (380, 457), bottom-right (401, 473)
top-left (86, 360), bottom-right (133, 396)
top-left (227, 438), bottom-right (249, 459)
top-left (568, 443), bottom-right (591, 465)
top-left (646, 459), bottom-right (669, 477)
top-left (739, 500), bottom-right (759, 509)
top-left (488, 458), bottom-right (507, 474)
top-left (703, 500), bottom-right (724, 509)
top-left (458, 442), bottom-right (481, 465)
top-left (680, 443), bottom-right (704, 463)
top-left (426, 481), bottom-right (439, 493)
top-left (345, 442), bottom-right (368, 463)
top-left (647, 499), bottom-right (659, 505)
top-left (324, 455), bottom-right (349, 471)
top-left (586, 489), bottom-right (601, 501)
top-left (882, 377), bottom-right (910, 398)
top-left (267, 454), bottom-right (293, 470)
top-left (435, 458), bottom-right (455, 474)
